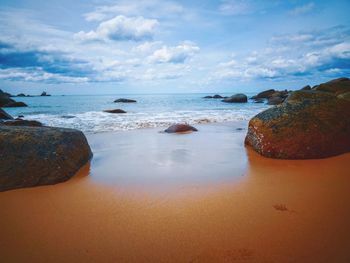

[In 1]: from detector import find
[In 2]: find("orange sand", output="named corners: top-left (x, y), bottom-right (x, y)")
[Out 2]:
top-left (1, 130), bottom-right (350, 262)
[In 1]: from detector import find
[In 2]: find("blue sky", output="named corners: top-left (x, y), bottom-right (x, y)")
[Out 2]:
top-left (0, 0), bottom-right (349, 94)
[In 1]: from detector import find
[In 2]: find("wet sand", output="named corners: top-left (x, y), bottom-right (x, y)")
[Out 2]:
top-left (1, 122), bottom-right (350, 263)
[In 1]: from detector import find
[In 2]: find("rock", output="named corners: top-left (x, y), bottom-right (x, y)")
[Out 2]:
top-left (0, 126), bottom-right (93, 191)
top-left (164, 124), bottom-right (198, 133)
top-left (0, 108), bottom-right (13, 120)
top-left (0, 90), bottom-right (15, 107)
top-left (337, 92), bottom-right (350, 101)
top-left (301, 85), bottom-right (311, 90)
top-left (3, 101), bottom-right (28, 107)
top-left (314, 77), bottom-right (350, 95)
top-left (2, 119), bottom-right (43, 127)
top-left (203, 96), bottom-right (213, 98)
top-left (222, 93), bottom-right (248, 103)
top-left (270, 90), bottom-right (289, 98)
top-left (213, 94), bottom-right (223, 98)
top-left (104, 109), bottom-right (127, 114)
top-left (253, 98), bottom-right (265, 103)
top-left (251, 89), bottom-right (275, 99)
top-left (114, 98), bottom-right (136, 103)
top-left (18, 115), bottom-right (24, 118)
top-left (61, 115), bottom-right (75, 119)
top-left (267, 96), bottom-right (284, 105)
top-left (17, 93), bottom-right (26, 97)
top-left (245, 90), bottom-right (350, 159)
top-left (41, 91), bottom-right (51, 96)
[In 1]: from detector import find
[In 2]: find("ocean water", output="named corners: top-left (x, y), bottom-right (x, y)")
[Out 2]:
top-left (4, 93), bottom-right (268, 133)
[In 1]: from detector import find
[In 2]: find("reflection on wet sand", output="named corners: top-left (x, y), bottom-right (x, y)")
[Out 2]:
top-left (1, 123), bottom-right (350, 263)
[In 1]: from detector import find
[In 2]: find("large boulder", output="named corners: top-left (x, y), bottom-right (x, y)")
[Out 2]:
top-left (1, 119), bottom-right (42, 127)
top-left (164, 124), bottom-right (198, 133)
top-left (0, 126), bottom-right (93, 191)
top-left (245, 90), bottom-right (350, 159)
top-left (337, 92), bottom-right (350, 101)
top-left (222, 93), bottom-right (248, 103)
top-left (3, 101), bottom-right (28, 107)
top-left (251, 89), bottom-right (275, 99)
top-left (0, 108), bottom-right (13, 120)
top-left (114, 98), bottom-right (136, 103)
top-left (267, 96), bottom-right (285, 105)
top-left (0, 90), bottom-right (15, 107)
top-left (314, 77), bottom-right (350, 95)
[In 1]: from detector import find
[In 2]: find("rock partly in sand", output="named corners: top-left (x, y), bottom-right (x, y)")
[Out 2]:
top-left (164, 124), bottom-right (198, 133)
top-left (2, 101), bottom-right (28, 107)
top-left (114, 98), bottom-right (137, 103)
top-left (104, 109), bottom-right (127, 114)
top-left (222, 94), bottom-right (248, 103)
top-left (1, 119), bottom-right (43, 127)
top-left (0, 108), bottom-right (13, 120)
top-left (0, 126), bottom-right (92, 191)
top-left (314, 77), bottom-right (350, 95)
top-left (245, 89), bottom-right (350, 159)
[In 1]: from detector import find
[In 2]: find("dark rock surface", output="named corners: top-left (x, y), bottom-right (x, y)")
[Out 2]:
top-left (251, 89), bottom-right (275, 99)
top-left (164, 124), bottom-right (198, 133)
top-left (41, 91), bottom-right (51, 96)
top-left (2, 101), bottom-right (28, 107)
top-left (337, 92), bottom-right (350, 101)
top-left (0, 90), bottom-right (15, 107)
top-left (301, 85), bottom-right (311, 90)
top-left (267, 96), bottom-right (285, 105)
top-left (0, 126), bottom-right (92, 191)
top-left (114, 98), bottom-right (137, 103)
top-left (222, 93), bottom-right (248, 103)
top-left (104, 109), bottom-right (127, 114)
top-left (0, 108), bottom-right (13, 120)
top-left (245, 90), bottom-right (350, 159)
top-left (314, 77), bottom-right (350, 95)
top-left (1, 119), bottom-right (43, 127)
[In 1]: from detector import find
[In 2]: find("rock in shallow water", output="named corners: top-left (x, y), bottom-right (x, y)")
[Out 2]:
top-left (245, 90), bottom-right (350, 159)
top-left (2, 101), bottom-right (28, 107)
top-left (104, 109), bottom-right (127, 114)
top-left (114, 98), bottom-right (136, 103)
top-left (222, 94), bottom-right (247, 103)
top-left (164, 124), bottom-right (198, 133)
top-left (0, 126), bottom-right (93, 191)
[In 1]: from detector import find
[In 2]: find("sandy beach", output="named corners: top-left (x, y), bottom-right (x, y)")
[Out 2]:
top-left (1, 121), bottom-right (350, 263)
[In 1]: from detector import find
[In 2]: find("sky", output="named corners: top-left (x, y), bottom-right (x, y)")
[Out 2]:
top-left (0, 0), bottom-right (349, 95)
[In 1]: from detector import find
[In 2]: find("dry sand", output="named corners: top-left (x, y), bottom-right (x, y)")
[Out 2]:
top-left (1, 122), bottom-right (350, 262)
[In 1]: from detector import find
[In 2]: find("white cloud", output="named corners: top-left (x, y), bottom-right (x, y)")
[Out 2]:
top-left (148, 42), bottom-right (199, 64)
top-left (289, 2), bottom-right (315, 16)
top-left (75, 15), bottom-right (159, 42)
top-left (219, 0), bottom-right (251, 15)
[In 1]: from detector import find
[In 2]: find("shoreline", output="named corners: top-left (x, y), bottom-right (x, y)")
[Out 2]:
top-left (1, 121), bottom-right (350, 262)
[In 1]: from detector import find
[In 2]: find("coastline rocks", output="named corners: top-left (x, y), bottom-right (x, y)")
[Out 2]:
top-left (0, 126), bottom-right (93, 191)
top-left (0, 91), bottom-right (15, 107)
top-left (301, 85), bottom-right (311, 90)
top-left (1, 119), bottom-right (43, 127)
top-left (203, 94), bottom-right (223, 99)
top-left (3, 101), bottom-right (28, 107)
top-left (164, 124), bottom-right (198, 133)
top-left (41, 91), bottom-right (51, 96)
top-left (267, 96), bottom-right (285, 105)
top-left (0, 108), bottom-right (13, 120)
top-left (314, 77), bottom-right (350, 95)
top-left (245, 90), bottom-right (350, 159)
top-left (104, 109), bottom-right (127, 114)
top-left (253, 98), bottom-right (265, 103)
top-left (17, 93), bottom-right (26, 97)
top-left (222, 93), bottom-right (248, 103)
top-left (251, 89), bottom-right (275, 99)
top-left (114, 98), bottom-right (137, 103)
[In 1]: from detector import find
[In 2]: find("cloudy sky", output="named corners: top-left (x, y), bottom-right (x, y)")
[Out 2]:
top-left (0, 0), bottom-right (349, 94)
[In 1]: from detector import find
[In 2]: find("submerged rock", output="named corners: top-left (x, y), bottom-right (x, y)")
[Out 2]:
top-left (3, 101), bottom-right (28, 107)
top-left (0, 126), bottom-right (92, 191)
top-left (2, 119), bottom-right (42, 127)
top-left (164, 124), bottom-right (198, 133)
top-left (222, 93), bottom-right (248, 103)
top-left (104, 109), bottom-right (127, 114)
top-left (114, 98), bottom-right (137, 103)
top-left (0, 108), bottom-right (13, 120)
top-left (245, 90), bottom-right (350, 159)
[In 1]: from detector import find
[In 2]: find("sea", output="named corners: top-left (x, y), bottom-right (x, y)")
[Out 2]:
top-left (4, 93), bottom-right (268, 134)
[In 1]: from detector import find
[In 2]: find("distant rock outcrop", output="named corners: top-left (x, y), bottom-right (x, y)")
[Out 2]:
top-left (164, 124), bottom-right (198, 133)
top-left (245, 87), bottom-right (350, 159)
top-left (2, 101), bottom-right (28, 107)
top-left (222, 94), bottom-right (248, 103)
top-left (41, 91), bottom-right (51, 96)
top-left (114, 98), bottom-right (137, 103)
top-left (0, 126), bottom-right (92, 191)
